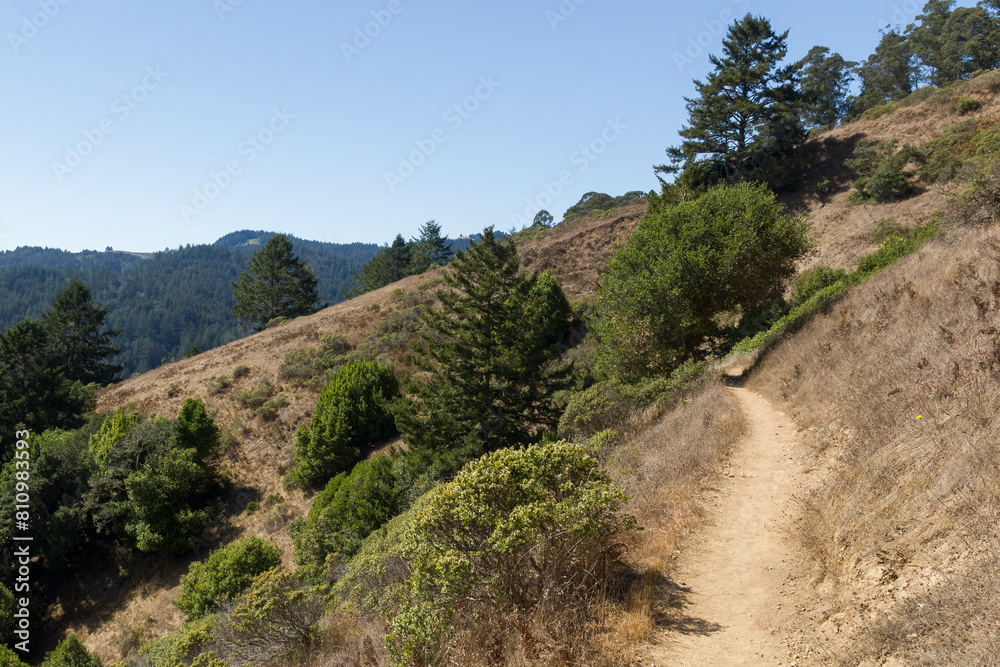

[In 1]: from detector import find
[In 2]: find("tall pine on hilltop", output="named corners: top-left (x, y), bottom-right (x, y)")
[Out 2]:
top-left (232, 234), bottom-right (323, 329)
top-left (392, 227), bottom-right (572, 473)
top-left (662, 14), bottom-right (800, 190)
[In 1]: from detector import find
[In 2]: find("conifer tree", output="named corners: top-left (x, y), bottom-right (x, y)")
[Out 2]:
top-left (43, 278), bottom-right (123, 386)
top-left (663, 14), bottom-right (799, 186)
top-left (392, 227), bottom-right (571, 468)
top-left (232, 234), bottom-right (323, 329)
top-left (850, 30), bottom-right (918, 117)
top-left (796, 46), bottom-right (857, 130)
top-left (343, 234), bottom-right (413, 297)
top-left (407, 220), bottom-right (453, 274)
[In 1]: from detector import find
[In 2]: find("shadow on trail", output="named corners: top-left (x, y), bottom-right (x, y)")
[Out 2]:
top-left (657, 580), bottom-right (725, 637)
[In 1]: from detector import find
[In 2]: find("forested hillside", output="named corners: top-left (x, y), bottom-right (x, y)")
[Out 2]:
top-left (0, 234), bottom-right (379, 375)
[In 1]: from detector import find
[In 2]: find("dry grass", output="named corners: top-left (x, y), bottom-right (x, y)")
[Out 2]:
top-left (589, 381), bottom-right (748, 662)
top-left (747, 221), bottom-right (1000, 663)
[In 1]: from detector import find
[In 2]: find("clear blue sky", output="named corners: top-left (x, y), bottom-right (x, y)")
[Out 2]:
top-left (0, 0), bottom-right (953, 252)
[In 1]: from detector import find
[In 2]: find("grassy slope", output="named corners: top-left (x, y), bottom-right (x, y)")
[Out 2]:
top-left (79, 73), bottom-right (1000, 662)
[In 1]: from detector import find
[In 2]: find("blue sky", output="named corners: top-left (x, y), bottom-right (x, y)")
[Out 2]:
top-left (0, 0), bottom-right (945, 252)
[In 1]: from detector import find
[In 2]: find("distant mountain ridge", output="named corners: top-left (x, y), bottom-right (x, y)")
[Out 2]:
top-left (0, 232), bottom-right (381, 376)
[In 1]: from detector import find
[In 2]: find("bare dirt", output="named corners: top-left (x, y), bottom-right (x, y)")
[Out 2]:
top-left (649, 386), bottom-right (828, 666)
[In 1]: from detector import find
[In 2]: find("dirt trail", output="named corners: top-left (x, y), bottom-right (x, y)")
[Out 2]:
top-left (650, 386), bottom-right (820, 666)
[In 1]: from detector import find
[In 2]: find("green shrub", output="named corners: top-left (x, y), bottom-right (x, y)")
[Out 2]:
top-left (236, 381), bottom-right (274, 409)
top-left (0, 584), bottom-right (14, 646)
top-left (175, 536), bottom-right (283, 621)
top-left (176, 398), bottom-right (220, 466)
top-left (291, 454), bottom-right (401, 578)
top-left (42, 636), bottom-right (102, 667)
top-left (919, 119), bottom-right (1000, 184)
top-left (849, 140), bottom-right (918, 204)
top-left (790, 266), bottom-right (848, 308)
top-left (287, 360), bottom-right (398, 489)
top-left (254, 396), bottom-right (288, 421)
top-left (0, 647), bottom-right (26, 667)
top-left (815, 176), bottom-right (836, 197)
top-left (954, 96), bottom-right (981, 115)
top-left (168, 616), bottom-right (215, 666)
top-left (386, 442), bottom-right (636, 665)
top-left (207, 376), bottom-right (231, 395)
top-left (558, 360), bottom-right (706, 439)
top-left (166, 383), bottom-right (183, 398)
top-left (212, 567), bottom-right (324, 666)
top-left (232, 365), bottom-right (251, 379)
top-left (278, 335), bottom-right (351, 386)
top-left (89, 409), bottom-right (142, 473)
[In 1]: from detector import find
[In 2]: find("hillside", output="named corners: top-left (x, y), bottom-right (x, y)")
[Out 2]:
top-left (66, 73), bottom-right (1000, 663)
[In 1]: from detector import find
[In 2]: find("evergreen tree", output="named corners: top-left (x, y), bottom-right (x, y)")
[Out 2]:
top-left (343, 234), bottom-right (414, 297)
top-left (796, 46), bottom-right (857, 130)
top-left (392, 228), bottom-right (572, 467)
top-left (232, 234), bottom-right (323, 329)
top-left (908, 1), bottom-right (1000, 86)
top-left (664, 15), bottom-right (798, 187)
top-left (0, 320), bottom-right (89, 458)
top-left (407, 221), bottom-right (453, 274)
top-left (850, 30), bottom-right (918, 117)
top-left (43, 279), bottom-right (123, 386)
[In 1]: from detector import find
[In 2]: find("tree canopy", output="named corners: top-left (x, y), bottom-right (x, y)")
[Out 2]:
top-left (595, 182), bottom-right (812, 379)
top-left (232, 234), bottom-right (323, 329)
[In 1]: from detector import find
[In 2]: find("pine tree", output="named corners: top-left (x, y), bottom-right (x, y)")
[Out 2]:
top-left (42, 278), bottom-right (123, 386)
top-left (392, 227), bottom-right (572, 468)
top-left (664, 14), bottom-right (798, 186)
top-left (407, 221), bottom-right (453, 274)
top-left (232, 234), bottom-right (323, 329)
top-left (343, 234), bottom-right (414, 297)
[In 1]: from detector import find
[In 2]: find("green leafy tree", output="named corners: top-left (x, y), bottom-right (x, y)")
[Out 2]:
top-left (291, 454), bottom-right (401, 576)
top-left (595, 182), bottom-right (812, 379)
top-left (407, 221), bottom-right (453, 274)
top-left (42, 279), bottom-right (122, 386)
top-left (907, 1), bottom-right (1000, 86)
top-left (663, 14), bottom-right (798, 186)
top-left (232, 234), bottom-right (323, 329)
top-left (796, 46), bottom-right (857, 130)
top-left (41, 635), bottom-right (102, 667)
top-left (175, 536), bottom-right (283, 621)
top-left (392, 228), bottom-right (572, 468)
top-left (851, 30), bottom-right (918, 117)
top-left (176, 397), bottom-right (221, 468)
top-left (532, 210), bottom-right (554, 228)
top-left (386, 442), bottom-right (636, 665)
top-left (288, 360), bottom-right (398, 489)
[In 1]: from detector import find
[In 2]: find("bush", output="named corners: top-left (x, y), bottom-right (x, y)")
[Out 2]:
top-left (207, 376), bottom-right (231, 395)
top-left (594, 182), bottom-right (811, 379)
top-left (849, 141), bottom-right (918, 204)
top-left (89, 409), bottom-right (142, 473)
top-left (166, 383), bottom-right (183, 398)
top-left (175, 537), bottom-right (283, 621)
top-left (790, 266), bottom-right (847, 308)
top-left (291, 454), bottom-right (401, 578)
top-left (42, 636), bottom-right (102, 667)
top-left (0, 584), bottom-right (14, 646)
top-left (176, 398), bottom-right (220, 466)
top-left (386, 442), bottom-right (636, 665)
top-left (0, 647), bottom-right (26, 667)
top-left (954, 96), bottom-right (981, 115)
top-left (168, 617), bottom-right (216, 666)
top-left (213, 567), bottom-right (325, 667)
top-left (278, 334), bottom-right (351, 387)
top-left (254, 396), bottom-right (288, 421)
top-left (232, 365), bottom-right (250, 379)
top-left (235, 381), bottom-right (274, 409)
top-left (286, 361), bottom-right (398, 489)
top-left (558, 360), bottom-right (707, 439)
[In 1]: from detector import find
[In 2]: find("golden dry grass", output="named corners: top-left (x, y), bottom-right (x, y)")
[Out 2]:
top-left (747, 222), bottom-right (1000, 664)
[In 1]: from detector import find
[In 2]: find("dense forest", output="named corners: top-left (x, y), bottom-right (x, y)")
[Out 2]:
top-left (0, 233), bottom-right (380, 375)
